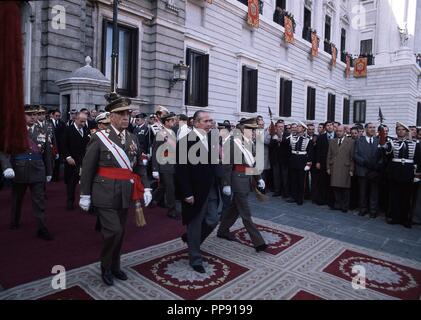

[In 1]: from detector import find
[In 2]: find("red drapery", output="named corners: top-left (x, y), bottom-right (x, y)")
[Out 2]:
top-left (0, 1), bottom-right (28, 154)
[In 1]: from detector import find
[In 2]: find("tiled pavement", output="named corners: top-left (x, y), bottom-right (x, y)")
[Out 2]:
top-left (249, 194), bottom-right (421, 262)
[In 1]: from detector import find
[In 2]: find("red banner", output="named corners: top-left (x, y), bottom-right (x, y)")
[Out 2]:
top-left (311, 32), bottom-right (319, 57)
top-left (247, 0), bottom-right (259, 28)
top-left (331, 44), bottom-right (337, 67)
top-left (284, 16), bottom-right (294, 43)
top-left (345, 54), bottom-right (351, 78)
top-left (354, 57), bottom-right (368, 78)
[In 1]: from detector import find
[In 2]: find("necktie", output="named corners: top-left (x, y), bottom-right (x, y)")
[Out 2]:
top-left (79, 128), bottom-right (83, 137)
top-left (338, 138), bottom-right (342, 146)
top-left (370, 137), bottom-right (373, 145)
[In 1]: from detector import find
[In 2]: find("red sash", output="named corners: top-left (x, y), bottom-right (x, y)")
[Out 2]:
top-left (97, 167), bottom-right (144, 201)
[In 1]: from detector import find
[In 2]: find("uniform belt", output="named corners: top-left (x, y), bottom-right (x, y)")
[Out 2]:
top-left (13, 154), bottom-right (42, 161)
top-left (233, 164), bottom-right (249, 173)
top-left (291, 151), bottom-right (307, 155)
top-left (97, 167), bottom-right (144, 201)
top-left (392, 158), bottom-right (414, 164)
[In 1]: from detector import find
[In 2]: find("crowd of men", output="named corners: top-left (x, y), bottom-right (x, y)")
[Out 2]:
top-left (0, 101), bottom-right (421, 284)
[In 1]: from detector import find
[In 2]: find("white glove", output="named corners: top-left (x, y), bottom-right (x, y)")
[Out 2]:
top-left (304, 165), bottom-right (311, 172)
top-left (222, 186), bottom-right (232, 196)
top-left (144, 188), bottom-right (152, 207)
top-left (152, 171), bottom-right (160, 179)
top-left (55, 154), bottom-right (59, 160)
top-left (46, 176), bottom-right (52, 182)
top-left (79, 195), bottom-right (91, 211)
top-left (142, 159), bottom-right (148, 166)
top-left (258, 179), bottom-right (265, 190)
top-left (3, 168), bottom-right (15, 179)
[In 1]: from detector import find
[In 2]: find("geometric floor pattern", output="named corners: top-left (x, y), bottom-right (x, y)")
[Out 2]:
top-left (1, 218), bottom-right (420, 300)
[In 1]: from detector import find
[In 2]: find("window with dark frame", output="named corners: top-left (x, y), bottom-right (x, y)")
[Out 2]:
top-left (241, 66), bottom-right (258, 113)
top-left (343, 98), bottom-right (350, 124)
top-left (306, 87), bottom-right (316, 120)
top-left (279, 78), bottom-right (292, 117)
top-left (323, 16), bottom-right (332, 54)
top-left (417, 102), bottom-right (421, 127)
top-left (360, 39), bottom-right (373, 55)
top-left (302, 7), bottom-right (312, 42)
top-left (340, 28), bottom-right (347, 62)
top-left (353, 100), bottom-right (366, 123)
top-left (101, 21), bottom-right (138, 97)
top-left (327, 93), bottom-right (336, 122)
top-left (185, 49), bottom-right (209, 107)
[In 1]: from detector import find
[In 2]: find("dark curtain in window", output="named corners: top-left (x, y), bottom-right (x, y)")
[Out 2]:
top-left (185, 49), bottom-right (209, 107)
top-left (343, 98), bottom-right (350, 124)
top-left (306, 87), bottom-right (316, 120)
top-left (327, 93), bottom-right (336, 121)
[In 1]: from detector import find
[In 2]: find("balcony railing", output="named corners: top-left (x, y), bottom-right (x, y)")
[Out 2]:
top-left (360, 53), bottom-right (375, 66)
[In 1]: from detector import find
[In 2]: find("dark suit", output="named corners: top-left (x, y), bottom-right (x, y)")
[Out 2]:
top-left (354, 136), bottom-right (383, 215)
top-left (175, 129), bottom-right (222, 267)
top-left (133, 122), bottom-right (152, 155)
top-left (80, 127), bottom-right (149, 272)
top-left (10, 126), bottom-right (52, 229)
top-left (269, 132), bottom-right (290, 198)
top-left (50, 118), bottom-right (66, 181)
top-left (62, 124), bottom-right (90, 208)
top-left (315, 132), bottom-right (335, 206)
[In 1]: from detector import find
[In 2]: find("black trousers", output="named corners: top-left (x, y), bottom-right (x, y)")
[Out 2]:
top-left (358, 176), bottom-right (379, 214)
top-left (316, 170), bottom-right (334, 206)
top-left (64, 164), bottom-right (80, 207)
top-left (350, 176), bottom-right (359, 210)
top-left (310, 168), bottom-right (319, 202)
top-left (11, 182), bottom-right (46, 229)
top-left (290, 168), bottom-right (305, 204)
top-left (390, 181), bottom-right (412, 224)
top-left (333, 187), bottom-right (350, 211)
top-left (52, 158), bottom-right (61, 181)
top-left (97, 207), bottom-right (128, 271)
top-left (272, 162), bottom-right (290, 197)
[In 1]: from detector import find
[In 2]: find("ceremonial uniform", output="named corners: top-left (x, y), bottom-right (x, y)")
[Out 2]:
top-left (79, 97), bottom-right (151, 285)
top-left (10, 105), bottom-right (53, 240)
top-left (151, 113), bottom-right (178, 218)
top-left (384, 135), bottom-right (421, 227)
top-left (287, 133), bottom-right (313, 205)
top-left (217, 119), bottom-right (267, 252)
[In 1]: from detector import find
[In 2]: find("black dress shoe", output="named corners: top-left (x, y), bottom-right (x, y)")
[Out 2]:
top-left (101, 270), bottom-right (114, 286)
top-left (286, 198), bottom-right (296, 203)
top-left (272, 192), bottom-right (282, 197)
top-left (255, 244), bottom-right (268, 252)
top-left (341, 209), bottom-right (348, 213)
top-left (167, 210), bottom-right (181, 220)
top-left (369, 213), bottom-right (377, 219)
top-left (217, 233), bottom-right (236, 241)
top-left (192, 265), bottom-right (206, 273)
top-left (386, 218), bottom-right (400, 225)
top-left (112, 269), bottom-right (128, 281)
top-left (66, 204), bottom-right (75, 210)
top-left (181, 233), bottom-right (188, 243)
top-left (358, 211), bottom-right (367, 216)
top-left (403, 222), bottom-right (412, 229)
top-left (37, 228), bottom-right (54, 241)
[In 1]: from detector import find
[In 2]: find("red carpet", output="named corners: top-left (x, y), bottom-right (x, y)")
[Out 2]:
top-left (0, 181), bottom-right (184, 289)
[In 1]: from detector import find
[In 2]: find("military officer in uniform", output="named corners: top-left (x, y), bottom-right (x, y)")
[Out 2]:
top-left (1, 152), bottom-right (15, 190)
top-left (217, 118), bottom-right (268, 252)
top-left (79, 97), bottom-right (152, 286)
top-left (94, 112), bottom-right (111, 132)
top-left (286, 121), bottom-right (314, 205)
top-left (9, 104), bottom-right (53, 240)
top-left (151, 112), bottom-right (180, 219)
top-left (382, 122), bottom-right (421, 228)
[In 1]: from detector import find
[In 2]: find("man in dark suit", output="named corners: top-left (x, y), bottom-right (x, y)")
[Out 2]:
top-left (62, 112), bottom-right (90, 210)
top-left (79, 97), bottom-right (152, 286)
top-left (9, 105), bottom-right (53, 240)
top-left (175, 110), bottom-right (222, 274)
top-left (49, 109), bottom-right (66, 181)
top-left (315, 121), bottom-right (336, 207)
top-left (354, 122), bottom-right (384, 218)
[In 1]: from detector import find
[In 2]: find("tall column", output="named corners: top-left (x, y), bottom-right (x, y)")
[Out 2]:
top-left (375, 0), bottom-right (392, 65)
